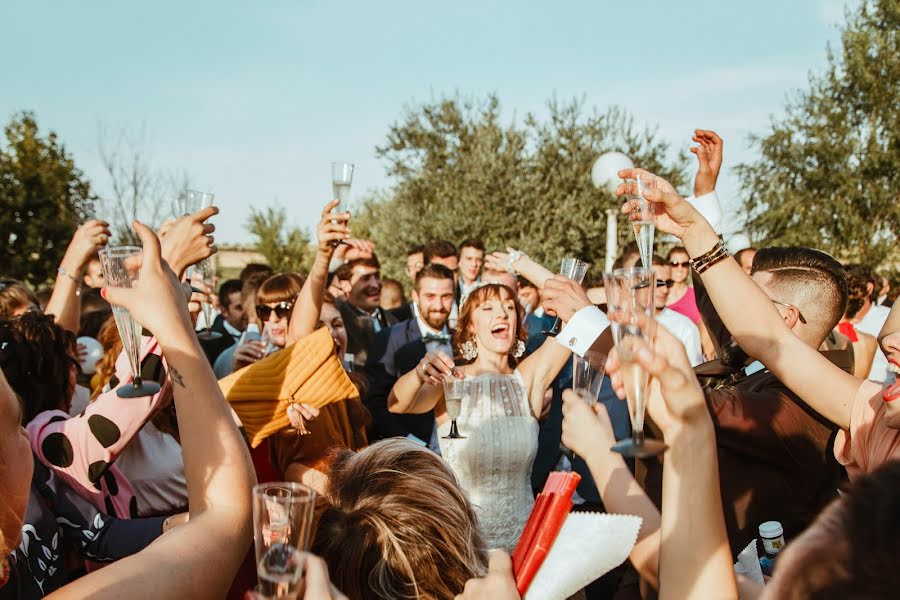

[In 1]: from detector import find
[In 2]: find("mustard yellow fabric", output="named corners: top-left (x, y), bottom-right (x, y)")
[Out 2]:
top-left (220, 327), bottom-right (359, 448)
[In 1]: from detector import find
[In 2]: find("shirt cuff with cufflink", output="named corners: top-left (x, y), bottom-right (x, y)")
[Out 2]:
top-left (554, 305), bottom-right (610, 357)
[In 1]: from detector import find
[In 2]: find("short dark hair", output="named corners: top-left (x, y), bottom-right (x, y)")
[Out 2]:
top-left (458, 239), bottom-right (485, 253)
top-left (518, 278), bottom-right (538, 291)
top-left (406, 245), bottom-right (424, 257)
top-left (415, 263), bottom-right (455, 291)
top-left (844, 264), bottom-right (878, 304)
top-left (752, 247), bottom-right (848, 335)
top-left (651, 254), bottom-right (668, 267)
top-left (217, 279), bottom-right (243, 309)
top-left (0, 312), bottom-right (77, 423)
top-left (423, 240), bottom-right (458, 265)
top-left (239, 263), bottom-right (273, 283)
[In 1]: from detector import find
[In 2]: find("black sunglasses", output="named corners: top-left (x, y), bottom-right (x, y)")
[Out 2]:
top-left (669, 261), bottom-right (690, 269)
top-left (256, 301), bottom-right (295, 321)
top-left (656, 279), bottom-right (675, 288)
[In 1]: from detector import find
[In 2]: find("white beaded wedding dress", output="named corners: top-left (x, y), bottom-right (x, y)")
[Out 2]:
top-left (438, 370), bottom-right (539, 551)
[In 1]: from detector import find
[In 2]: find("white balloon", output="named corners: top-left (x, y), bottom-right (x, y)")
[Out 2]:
top-left (76, 336), bottom-right (104, 375)
top-left (591, 152), bottom-right (635, 195)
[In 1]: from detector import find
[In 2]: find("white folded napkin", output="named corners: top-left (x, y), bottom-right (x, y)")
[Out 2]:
top-left (524, 512), bottom-right (642, 600)
top-left (733, 538), bottom-right (764, 584)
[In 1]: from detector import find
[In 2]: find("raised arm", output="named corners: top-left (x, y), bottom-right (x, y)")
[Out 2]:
top-left (388, 350), bottom-right (456, 415)
top-left (606, 321), bottom-right (737, 599)
top-left (485, 248), bottom-right (554, 290)
top-left (560, 390), bottom-right (661, 589)
top-left (44, 219), bottom-right (111, 333)
top-left (517, 275), bottom-right (590, 415)
top-left (288, 200), bottom-right (350, 345)
top-left (618, 169), bottom-right (860, 430)
top-left (52, 221), bottom-right (256, 599)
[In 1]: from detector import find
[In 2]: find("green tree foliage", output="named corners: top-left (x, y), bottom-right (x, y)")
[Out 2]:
top-left (737, 0), bottom-right (899, 267)
top-left (246, 205), bottom-right (312, 274)
top-left (0, 112), bottom-right (97, 285)
top-left (353, 95), bottom-right (688, 279)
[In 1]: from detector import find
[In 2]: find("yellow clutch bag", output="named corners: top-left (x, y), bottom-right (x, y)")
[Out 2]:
top-left (219, 327), bottom-right (359, 448)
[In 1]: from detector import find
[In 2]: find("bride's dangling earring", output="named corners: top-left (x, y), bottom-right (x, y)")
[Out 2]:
top-left (512, 340), bottom-right (525, 359)
top-left (460, 339), bottom-right (478, 361)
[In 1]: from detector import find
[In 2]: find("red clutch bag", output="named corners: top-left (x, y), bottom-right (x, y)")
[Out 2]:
top-left (511, 471), bottom-right (581, 596)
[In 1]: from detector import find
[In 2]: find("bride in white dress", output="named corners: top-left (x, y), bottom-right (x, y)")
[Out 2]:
top-left (389, 282), bottom-right (571, 551)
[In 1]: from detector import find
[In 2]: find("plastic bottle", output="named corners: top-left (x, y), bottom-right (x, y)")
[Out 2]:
top-left (758, 521), bottom-right (785, 576)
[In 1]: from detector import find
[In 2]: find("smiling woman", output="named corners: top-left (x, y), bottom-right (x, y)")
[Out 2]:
top-left (388, 278), bottom-right (580, 551)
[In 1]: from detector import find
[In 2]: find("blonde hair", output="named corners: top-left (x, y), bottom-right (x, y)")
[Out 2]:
top-left (313, 438), bottom-right (488, 599)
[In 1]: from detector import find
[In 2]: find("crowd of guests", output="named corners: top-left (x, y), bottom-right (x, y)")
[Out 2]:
top-left (0, 128), bottom-right (898, 599)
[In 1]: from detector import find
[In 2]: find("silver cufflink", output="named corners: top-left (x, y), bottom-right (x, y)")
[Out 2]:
top-left (568, 338), bottom-right (576, 347)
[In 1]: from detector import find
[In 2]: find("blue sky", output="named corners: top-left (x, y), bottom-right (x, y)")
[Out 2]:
top-left (1, 0), bottom-right (851, 245)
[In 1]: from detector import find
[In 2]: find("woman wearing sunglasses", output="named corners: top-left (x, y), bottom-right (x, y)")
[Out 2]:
top-left (666, 246), bottom-right (716, 359)
top-left (231, 274), bottom-right (303, 372)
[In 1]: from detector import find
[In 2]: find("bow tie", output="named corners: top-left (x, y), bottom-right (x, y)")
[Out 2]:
top-left (422, 333), bottom-right (451, 344)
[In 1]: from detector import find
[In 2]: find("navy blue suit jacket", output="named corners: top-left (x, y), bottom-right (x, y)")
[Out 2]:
top-left (364, 318), bottom-right (436, 443)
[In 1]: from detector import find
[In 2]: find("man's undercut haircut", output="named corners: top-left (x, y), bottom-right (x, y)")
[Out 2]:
top-left (407, 245), bottom-right (424, 257)
top-left (423, 240), bottom-right (458, 265)
top-left (459, 238), bottom-right (485, 253)
top-left (751, 247), bottom-right (848, 333)
top-left (415, 263), bottom-right (455, 292)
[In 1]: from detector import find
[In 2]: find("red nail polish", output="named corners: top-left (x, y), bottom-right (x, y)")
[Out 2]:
top-left (100, 288), bottom-right (107, 299)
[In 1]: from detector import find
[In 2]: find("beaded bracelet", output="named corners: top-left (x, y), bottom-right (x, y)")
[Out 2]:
top-left (58, 266), bottom-right (82, 296)
top-left (689, 235), bottom-right (730, 275)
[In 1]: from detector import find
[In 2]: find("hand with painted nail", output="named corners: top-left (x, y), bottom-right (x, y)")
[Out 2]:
top-left (605, 318), bottom-right (709, 437)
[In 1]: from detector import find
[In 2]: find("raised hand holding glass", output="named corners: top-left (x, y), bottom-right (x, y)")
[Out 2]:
top-left (99, 246), bottom-right (161, 398)
top-left (603, 267), bottom-right (667, 458)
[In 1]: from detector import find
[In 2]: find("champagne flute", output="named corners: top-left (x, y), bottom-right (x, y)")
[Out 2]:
top-left (442, 377), bottom-right (467, 439)
top-left (625, 176), bottom-right (655, 269)
top-left (572, 351), bottom-right (606, 406)
top-left (253, 482), bottom-right (317, 599)
top-left (99, 246), bottom-right (162, 398)
top-left (182, 190), bottom-right (215, 280)
top-left (603, 267), bottom-right (667, 458)
top-left (563, 351), bottom-right (607, 459)
top-left (195, 259), bottom-right (222, 340)
top-left (544, 257), bottom-right (590, 336)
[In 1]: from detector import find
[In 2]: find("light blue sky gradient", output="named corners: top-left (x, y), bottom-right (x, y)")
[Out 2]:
top-left (1, 0), bottom-right (850, 245)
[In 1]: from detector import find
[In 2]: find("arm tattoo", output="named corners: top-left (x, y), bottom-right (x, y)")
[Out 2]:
top-left (169, 367), bottom-right (185, 388)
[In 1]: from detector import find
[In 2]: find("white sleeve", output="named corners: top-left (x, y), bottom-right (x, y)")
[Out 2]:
top-left (684, 323), bottom-right (704, 367)
top-left (685, 190), bottom-right (722, 231)
top-left (554, 306), bottom-right (610, 357)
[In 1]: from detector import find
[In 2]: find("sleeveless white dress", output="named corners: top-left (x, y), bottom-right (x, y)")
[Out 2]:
top-left (438, 370), bottom-right (539, 551)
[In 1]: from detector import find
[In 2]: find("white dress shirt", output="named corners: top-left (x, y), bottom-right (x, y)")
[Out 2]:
top-left (554, 306), bottom-right (611, 357)
top-left (656, 308), bottom-right (704, 367)
top-left (855, 304), bottom-right (893, 383)
top-left (687, 190), bottom-right (723, 231)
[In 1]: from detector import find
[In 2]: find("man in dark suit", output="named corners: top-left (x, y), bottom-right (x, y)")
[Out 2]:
top-left (334, 256), bottom-right (398, 369)
top-left (199, 278), bottom-right (244, 366)
top-left (365, 263), bottom-right (456, 449)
